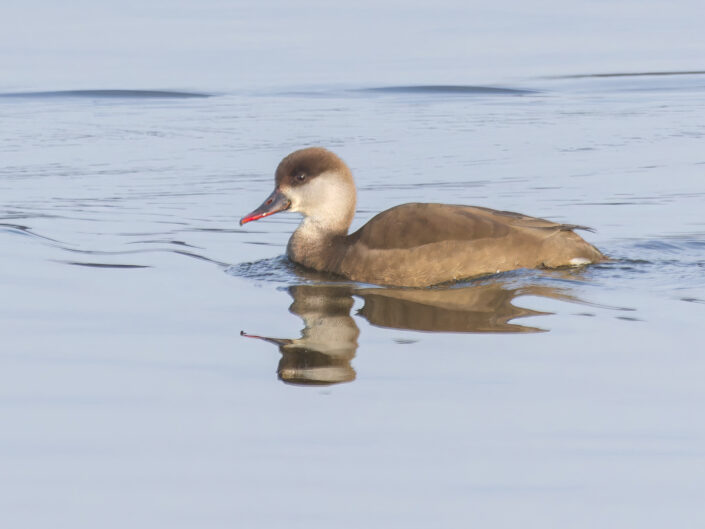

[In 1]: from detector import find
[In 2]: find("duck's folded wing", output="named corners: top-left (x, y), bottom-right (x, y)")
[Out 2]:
top-left (472, 206), bottom-right (595, 232)
top-left (349, 203), bottom-right (588, 250)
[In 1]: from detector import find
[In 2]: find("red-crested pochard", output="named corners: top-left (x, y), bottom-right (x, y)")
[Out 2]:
top-left (240, 147), bottom-right (605, 287)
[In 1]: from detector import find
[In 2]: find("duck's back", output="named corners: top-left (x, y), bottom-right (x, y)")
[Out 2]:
top-left (337, 203), bottom-right (604, 286)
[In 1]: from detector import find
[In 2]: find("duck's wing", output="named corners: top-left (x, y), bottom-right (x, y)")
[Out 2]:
top-left (349, 203), bottom-right (587, 250)
top-left (471, 205), bottom-right (595, 232)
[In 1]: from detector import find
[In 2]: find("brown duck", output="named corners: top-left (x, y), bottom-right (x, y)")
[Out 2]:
top-left (240, 147), bottom-right (605, 287)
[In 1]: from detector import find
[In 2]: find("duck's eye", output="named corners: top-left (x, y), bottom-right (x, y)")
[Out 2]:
top-left (295, 173), bottom-right (306, 182)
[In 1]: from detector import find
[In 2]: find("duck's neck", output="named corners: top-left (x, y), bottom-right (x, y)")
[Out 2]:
top-left (287, 216), bottom-right (349, 272)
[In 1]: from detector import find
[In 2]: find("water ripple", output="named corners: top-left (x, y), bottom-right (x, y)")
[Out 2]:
top-left (0, 222), bottom-right (61, 242)
top-left (361, 85), bottom-right (537, 95)
top-left (59, 261), bottom-right (151, 269)
top-left (226, 256), bottom-right (339, 285)
top-left (546, 70), bottom-right (705, 79)
top-left (0, 89), bottom-right (211, 99)
top-left (596, 235), bottom-right (705, 293)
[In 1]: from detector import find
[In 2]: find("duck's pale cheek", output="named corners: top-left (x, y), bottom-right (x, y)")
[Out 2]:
top-left (284, 191), bottom-right (302, 213)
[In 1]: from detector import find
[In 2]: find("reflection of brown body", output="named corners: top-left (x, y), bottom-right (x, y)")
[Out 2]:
top-left (243, 280), bottom-right (577, 386)
top-left (358, 284), bottom-right (559, 333)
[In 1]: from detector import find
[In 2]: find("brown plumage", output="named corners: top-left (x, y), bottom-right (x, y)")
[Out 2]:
top-left (240, 147), bottom-right (605, 287)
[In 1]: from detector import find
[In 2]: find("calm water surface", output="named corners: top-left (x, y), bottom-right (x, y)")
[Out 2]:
top-left (2, 7), bottom-right (705, 526)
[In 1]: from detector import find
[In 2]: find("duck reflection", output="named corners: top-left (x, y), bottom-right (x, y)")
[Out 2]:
top-left (243, 285), bottom-right (358, 386)
top-left (243, 279), bottom-right (575, 386)
top-left (357, 284), bottom-right (555, 333)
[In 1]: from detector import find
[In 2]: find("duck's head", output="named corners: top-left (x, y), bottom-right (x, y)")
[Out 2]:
top-left (240, 147), bottom-right (357, 234)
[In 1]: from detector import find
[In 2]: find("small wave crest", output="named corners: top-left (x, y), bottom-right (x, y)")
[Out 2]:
top-left (0, 222), bottom-right (61, 242)
top-left (362, 85), bottom-right (536, 95)
top-left (58, 261), bottom-right (151, 269)
top-left (1, 220), bottom-right (228, 270)
top-left (226, 256), bottom-right (299, 283)
top-left (226, 256), bottom-right (346, 285)
top-left (0, 89), bottom-right (211, 99)
top-left (596, 235), bottom-right (705, 291)
top-left (546, 70), bottom-right (705, 79)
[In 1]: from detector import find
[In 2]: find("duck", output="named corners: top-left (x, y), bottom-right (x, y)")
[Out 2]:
top-left (239, 147), bottom-right (605, 287)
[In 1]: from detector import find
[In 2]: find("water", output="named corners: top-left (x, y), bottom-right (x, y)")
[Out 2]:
top-left (2, 2), bottom-right (705, 527)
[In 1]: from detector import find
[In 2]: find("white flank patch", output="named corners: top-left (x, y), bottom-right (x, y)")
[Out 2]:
top-left (569, 257), bottom-right (591, 266)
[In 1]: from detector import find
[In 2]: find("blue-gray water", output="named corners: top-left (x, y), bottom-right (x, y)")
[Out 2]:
top-left (2, 2), bottom-right (705, 528)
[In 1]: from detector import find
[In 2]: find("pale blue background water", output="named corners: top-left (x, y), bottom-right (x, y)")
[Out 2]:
top-left (1, 2), bottom-right (705, 528)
